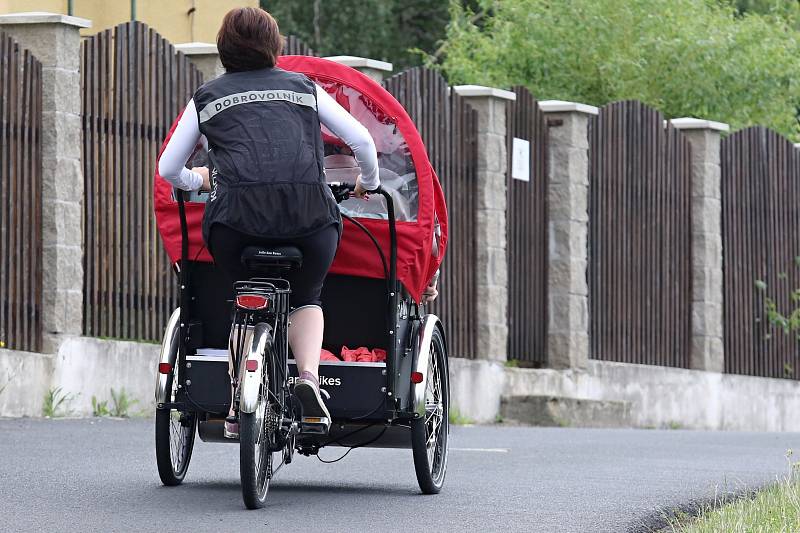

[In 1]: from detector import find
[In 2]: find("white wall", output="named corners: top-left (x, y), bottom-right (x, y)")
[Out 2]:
top-left (3, 338), bottom-right (800, 431)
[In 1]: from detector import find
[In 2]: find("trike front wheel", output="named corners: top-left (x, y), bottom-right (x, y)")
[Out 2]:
top-left (154, 357), bottom-right (197, 485)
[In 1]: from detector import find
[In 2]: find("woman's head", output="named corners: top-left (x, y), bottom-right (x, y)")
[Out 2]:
top-left (217, 7), bottom-right (283, 72)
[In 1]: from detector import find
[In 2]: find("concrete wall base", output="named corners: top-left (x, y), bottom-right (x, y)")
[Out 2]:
top-left (505, 360), bottom-right (800, 431)
top-left (0, 348), bottom-right (54, 417)
top-left (4, 344), bottom-right (800, 432)
top-left (0, 336), bottom-right (157, 417)
top-left (501, 395), bottom-right (632, 428)
top-left (1, 339), bottom-right (509, 421)
top-left (448, 357), bottom-right (506, 423)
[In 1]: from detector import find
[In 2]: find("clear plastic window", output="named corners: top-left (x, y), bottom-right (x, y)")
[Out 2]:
top-left (314, 78), bottom-right (419, 222)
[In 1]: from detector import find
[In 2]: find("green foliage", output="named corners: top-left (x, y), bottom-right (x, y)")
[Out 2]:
top-left (731, 0), bottom-right (800, 21)
top-left (109, 388), bottom-right (138, 418)
top-left (261, 0), bottom-right (451, 70)
top-left (666, 479), bottom-right (800, 531)
top-left (42, 387), bottom-right (73, 418)
top-left (91, 396), bottom-right (110, 417)
top-left (436, 0), bottom-right (800, 139)
top-left (448, 407), bottom-right (474, 425)
top-left (757, 259), bottom-right (800, 340)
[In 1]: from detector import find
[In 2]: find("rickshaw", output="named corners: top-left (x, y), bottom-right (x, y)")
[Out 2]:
top-left (152, 56), bottom-right (451, 509)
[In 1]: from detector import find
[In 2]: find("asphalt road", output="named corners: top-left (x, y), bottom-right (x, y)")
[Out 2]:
top-left (1, 418), bottom-right (797, 532)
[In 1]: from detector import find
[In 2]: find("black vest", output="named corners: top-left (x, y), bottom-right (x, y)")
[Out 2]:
top-left (194, 67), bottom-right (339, 245)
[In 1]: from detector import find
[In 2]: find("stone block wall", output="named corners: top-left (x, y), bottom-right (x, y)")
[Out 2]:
top-left (0, 13), bottom-right (90, 353)
top-left (671, 119), bottom-right (729, 373)
top-left (454, 86), bottom-right (517, 362)
top-left (539, 102), bottom-right (598, 370)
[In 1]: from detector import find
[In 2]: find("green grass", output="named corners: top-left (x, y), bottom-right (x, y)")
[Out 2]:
top-left (448, 408), bottom-right (474, 426)
top-left (666, 481), bottom-right (800, 532)
top-left (109, 388), bottom-right (138, 418)
top-left (667, 453), bottom-right (800, 532)
top-left (91, 395), bottom-right (111, 417)
top-left (92, 389), bottom-right (151, 418)
top-left (42, 387), bottom-right (74, 417)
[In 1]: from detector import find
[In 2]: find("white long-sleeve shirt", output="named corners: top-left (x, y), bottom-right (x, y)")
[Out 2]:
top-left (158, 84), bottom-right (380, 191)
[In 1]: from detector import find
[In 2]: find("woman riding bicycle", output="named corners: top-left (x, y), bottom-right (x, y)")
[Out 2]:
top-left (158, 7), bottom-right (379, 436)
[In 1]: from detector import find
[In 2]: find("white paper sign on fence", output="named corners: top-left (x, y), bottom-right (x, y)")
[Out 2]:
top-left (511, 137), bottom-right (530, 182)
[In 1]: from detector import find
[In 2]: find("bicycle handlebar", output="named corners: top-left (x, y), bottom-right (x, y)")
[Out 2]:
top-left (328, 182), bottom-right (354, 204)
top-left (327, 182), bottom-right (385, 204)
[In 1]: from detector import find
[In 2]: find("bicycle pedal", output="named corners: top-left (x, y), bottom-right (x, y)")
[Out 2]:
top-left (300, 417), bottom-right (330, 435)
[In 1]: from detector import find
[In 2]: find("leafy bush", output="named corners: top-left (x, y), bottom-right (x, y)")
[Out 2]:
top-left (262, 0), bottom-right (451, 70)
top-left (436, 0), bottom-right (800, 139)
top-left (756, 258), bottom-right (800, 340)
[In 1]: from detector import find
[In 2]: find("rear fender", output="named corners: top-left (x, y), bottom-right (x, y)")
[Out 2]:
top-left (155, 308), bottom-right (181, 406)
top-left (411, 314), bottom-right (443, 418)
top-left (240, 322), bottom-right (272, 414)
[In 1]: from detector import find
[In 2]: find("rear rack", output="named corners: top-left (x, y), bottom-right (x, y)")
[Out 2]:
top-left (234, 278), bottom-right (291, 295)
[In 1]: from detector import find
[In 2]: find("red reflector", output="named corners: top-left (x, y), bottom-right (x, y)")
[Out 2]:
top-left (411, 371), bottom-right (424, 384)
top-left (246, 359), bottom-right (259, 372)
top-left (158, 363), bottom-right (172, 374)
top-left (236, 294), bottom-right (269, 310)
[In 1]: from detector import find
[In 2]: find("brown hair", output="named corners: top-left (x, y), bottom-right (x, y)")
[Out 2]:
top-left (217, 7), bottom-right (283, 72)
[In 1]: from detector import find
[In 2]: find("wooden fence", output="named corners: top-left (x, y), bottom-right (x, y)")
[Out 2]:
top-left (0, 33), bottom-right (43, 353)
top-left (589, 101), bottom-right (693, 367)
top-left (721, 127), bottom-right (800, 379)
top-left (79, 27), bottom-right (478, 353)
top-left (505, 86), bottom-right (549, 365)
top-left (383, 68), bottom-right (479, 359)
top-left (284, 35), bottom-right (315, 56)
top-left (82, 22), bottom-right (203, 342)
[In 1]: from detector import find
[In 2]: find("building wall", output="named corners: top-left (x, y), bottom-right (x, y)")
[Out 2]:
top-left (0, 0), bottom-right (258, 42)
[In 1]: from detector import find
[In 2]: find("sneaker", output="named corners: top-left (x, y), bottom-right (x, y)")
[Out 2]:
top-left (294, 371), bottom-right (331, 420)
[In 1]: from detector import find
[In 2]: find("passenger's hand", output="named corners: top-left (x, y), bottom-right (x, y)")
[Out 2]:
top-left (353, 175), bottom-right (369, 199)
top-left (421, 281), bottom-right (439, 304)
top-left (193, 166), bottom-right (210, 191)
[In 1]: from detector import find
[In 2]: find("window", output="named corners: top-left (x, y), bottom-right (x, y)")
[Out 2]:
top-left (314, 78), bottom-right (419, 222)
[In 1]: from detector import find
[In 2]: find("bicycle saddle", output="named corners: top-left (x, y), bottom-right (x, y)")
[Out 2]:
top-left (241, 246), bottom-right (303, 271)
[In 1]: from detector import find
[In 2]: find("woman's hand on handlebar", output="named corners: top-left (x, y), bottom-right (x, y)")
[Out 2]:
top-left (193, 166), bottom-right (211, 191)
top-left (353, 175), bottom-right (369, 199)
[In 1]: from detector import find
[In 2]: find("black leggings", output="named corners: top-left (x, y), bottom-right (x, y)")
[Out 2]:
top-left (208, 223), bottom-right (339, 309)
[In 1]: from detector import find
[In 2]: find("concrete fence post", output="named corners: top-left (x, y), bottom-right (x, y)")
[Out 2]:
top-left (671, 118), bottom-right (729, 372)
top-left (324, 56), bottom-right (393, 83)
top-left (454, 85), bottom-right (516, 361)
top-left (174, 42), bottom-right (223, 81)
top-left (539, 101), bottom-right (599, 370)
top-left (0, 12), bottom-right (91, 353)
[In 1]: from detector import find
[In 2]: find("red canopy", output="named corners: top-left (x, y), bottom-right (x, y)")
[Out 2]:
top-left (154, 56), bottom-right (448, 302)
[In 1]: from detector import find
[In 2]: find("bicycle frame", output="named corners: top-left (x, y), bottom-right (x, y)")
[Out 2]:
top-left (231, 278), bottom-right (290, 415)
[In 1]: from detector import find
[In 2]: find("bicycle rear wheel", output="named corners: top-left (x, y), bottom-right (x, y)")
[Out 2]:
top-left (240, 324), bottom-right (277, 509)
